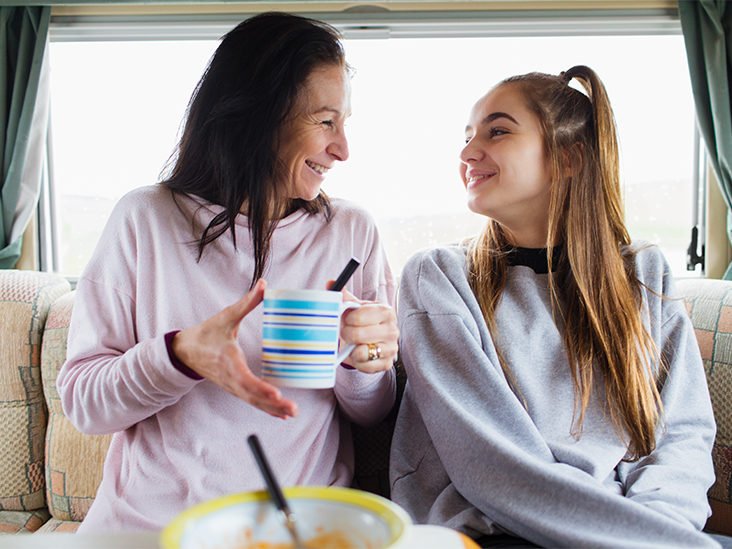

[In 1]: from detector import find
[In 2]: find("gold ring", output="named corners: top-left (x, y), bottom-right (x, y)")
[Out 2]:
top-left (367, 343), bottom-right (382, 361)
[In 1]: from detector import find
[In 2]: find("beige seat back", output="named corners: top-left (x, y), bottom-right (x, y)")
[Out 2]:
top-left (677, 278), bottom-right (732, 535)
top-left (0, 271), bottom-right (69, 532)
top-left (41, 291), bottom-right (111, 525)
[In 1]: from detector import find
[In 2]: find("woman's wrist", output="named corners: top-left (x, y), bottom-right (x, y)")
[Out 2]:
top-left (164, 330), bottom-right (204, 380)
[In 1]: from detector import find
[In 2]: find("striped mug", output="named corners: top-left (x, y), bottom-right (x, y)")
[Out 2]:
top-left (261, 289), bottom-right (361, 389)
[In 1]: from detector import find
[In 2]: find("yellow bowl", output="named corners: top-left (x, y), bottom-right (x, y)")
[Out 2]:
top-left (160, 486), bottom-right (412, 549)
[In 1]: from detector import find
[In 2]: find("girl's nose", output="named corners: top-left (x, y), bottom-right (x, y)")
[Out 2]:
top-left (460, 139), bottom-right (483, 164)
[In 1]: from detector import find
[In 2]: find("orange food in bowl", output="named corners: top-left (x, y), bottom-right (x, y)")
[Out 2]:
top-left (233, 526), bottom-right (362, 549)
top-left (237, 530), bottom-right (358, 549)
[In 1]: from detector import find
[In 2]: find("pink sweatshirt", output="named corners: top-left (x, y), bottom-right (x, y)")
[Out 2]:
top-left (57, 185), bottom-right (396, 532)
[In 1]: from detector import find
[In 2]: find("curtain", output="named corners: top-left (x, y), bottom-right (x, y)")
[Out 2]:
top-left (678, 0), bottom-right (732, 278)
top-left (0, 7), bottom-right (51, 269)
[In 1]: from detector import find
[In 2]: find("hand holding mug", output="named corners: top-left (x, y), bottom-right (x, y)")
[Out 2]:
top-left (336, 287), bottom-right (399, 374)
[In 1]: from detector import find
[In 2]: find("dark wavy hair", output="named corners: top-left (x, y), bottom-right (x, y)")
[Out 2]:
top-left (161, 12), bottom-right (346, 286)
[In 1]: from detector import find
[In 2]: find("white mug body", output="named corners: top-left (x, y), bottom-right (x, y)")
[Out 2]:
top-left (261, 289), bottom-right (360, 389)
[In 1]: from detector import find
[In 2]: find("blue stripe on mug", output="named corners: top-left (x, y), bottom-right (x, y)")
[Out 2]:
top-left (262, 348), bottom-right (335, 355)
top-left (262, 366), bottom-right (335, 373)
top-left (262, 371), bottom-right (335, 379)
top-left (263, 326), bottom-right (337, 342)
top-left (264, 311), bottom-right (339, 319)
top-left (263, 299), bottom-right (339, 312)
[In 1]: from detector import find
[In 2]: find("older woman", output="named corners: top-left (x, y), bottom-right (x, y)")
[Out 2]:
top-left (58, 12), bottom-right (398, 532)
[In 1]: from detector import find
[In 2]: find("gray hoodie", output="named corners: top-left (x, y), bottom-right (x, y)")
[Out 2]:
top-left (390, 243), bottom-right (718, 548)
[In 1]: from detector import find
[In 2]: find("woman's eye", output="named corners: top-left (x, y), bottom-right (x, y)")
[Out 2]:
top-left (321, 120), bottom-right (335, 128)
top-left (489, 127), bottom-right (508, 137)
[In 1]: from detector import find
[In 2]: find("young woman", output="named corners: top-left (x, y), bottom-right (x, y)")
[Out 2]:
top-left (57, 12), bottom-right (398, 531)
top-left (390, 65), bottom-right (720, 548)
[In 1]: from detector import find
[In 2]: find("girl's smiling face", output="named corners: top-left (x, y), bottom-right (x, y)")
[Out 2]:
top-left (460, 83), bottom-right (552, 247)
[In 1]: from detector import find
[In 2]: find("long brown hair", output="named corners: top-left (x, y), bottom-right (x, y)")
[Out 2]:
top-left (466, 65), bottom-right (662, 459)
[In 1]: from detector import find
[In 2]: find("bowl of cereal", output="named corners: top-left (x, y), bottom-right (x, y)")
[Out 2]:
top-left (160, 486), bottom-right (412, 549)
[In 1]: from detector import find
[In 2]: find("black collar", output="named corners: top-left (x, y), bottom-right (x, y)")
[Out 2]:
top-left (506, 246), bottom-right (563, 274)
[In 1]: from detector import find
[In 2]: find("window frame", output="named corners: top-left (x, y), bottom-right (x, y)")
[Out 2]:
top-left (40, 6), bottom-right (707, 277)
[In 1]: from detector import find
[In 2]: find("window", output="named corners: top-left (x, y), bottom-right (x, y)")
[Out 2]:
top-left (46, 15), bottom-right (700, 279)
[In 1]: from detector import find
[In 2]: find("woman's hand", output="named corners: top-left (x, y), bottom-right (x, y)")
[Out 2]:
top-left (333, 285), bottom-right (399, 373)
top-left (172, 279), bottom-right (297, 419)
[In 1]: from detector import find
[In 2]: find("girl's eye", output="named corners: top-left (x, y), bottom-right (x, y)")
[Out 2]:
top-left (489, 127), bottom-right (508, 137)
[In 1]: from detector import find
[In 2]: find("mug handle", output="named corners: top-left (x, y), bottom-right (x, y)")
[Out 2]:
top-left (335, 301), bottom-right (361, 364)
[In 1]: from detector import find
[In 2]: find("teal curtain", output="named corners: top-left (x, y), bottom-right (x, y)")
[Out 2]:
top-left (0, 7), bottom-right (50, 268)
top-left (678, 0), bottom-right (732, 277)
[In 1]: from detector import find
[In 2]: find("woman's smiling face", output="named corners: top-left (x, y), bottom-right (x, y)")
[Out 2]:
top-left (460, 82), bottom-right (552, 246)
top-left (278, 63), bottom-right (351, 202)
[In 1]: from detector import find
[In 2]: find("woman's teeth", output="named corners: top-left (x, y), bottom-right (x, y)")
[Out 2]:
top-left (306, 160), bottom-right (328, 174)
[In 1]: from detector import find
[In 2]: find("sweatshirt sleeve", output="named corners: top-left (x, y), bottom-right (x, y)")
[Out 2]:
top-left (616, 273), bottom-right (716, 529)
top-left (333, 211), bottom-right (396, 427)
top-left (394, 250), bottom-right (718, 549)
top-left (57, 196), bottom-right (201, 436)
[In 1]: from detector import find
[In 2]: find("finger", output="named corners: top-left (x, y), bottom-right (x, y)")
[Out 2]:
top-left (342, 303), bottom-right (395, 327)
top-left (341, 340), bottom-right (398, 372)
top-left (226, 279), bottom-right (267, 324)
top-left (236, 365), bottom-right (283, 401)
top-left (349, 360), bottom-right (393, 374)
top-left (341, 318), bottom-right (398, 347)
top-left (352, 341), bottom-right (398, 364)
top-left (234, 372), bottom-right (299, 418)
top-left (347, 351), bottom-right (397, 374)
top-left (251, 396), bottom-right (299, 419)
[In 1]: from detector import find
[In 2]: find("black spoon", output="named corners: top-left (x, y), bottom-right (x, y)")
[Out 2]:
top-left (247, 434), bottom-right (305, 549)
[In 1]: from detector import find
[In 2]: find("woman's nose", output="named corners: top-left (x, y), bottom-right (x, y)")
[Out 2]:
top-left (328, 131), bottom-right (349, 162)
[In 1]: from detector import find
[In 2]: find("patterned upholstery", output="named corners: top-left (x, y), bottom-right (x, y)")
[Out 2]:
top-left (40, 292), bottom-right (111, 523)
top-left (35, 517), bottom-right (79, 533)
top-left (676, 278), bottom-right (732, 536)
top-left (0, 271), bottom-right (69, 533)
top-left (0, 509), bottom-right (50, 533)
